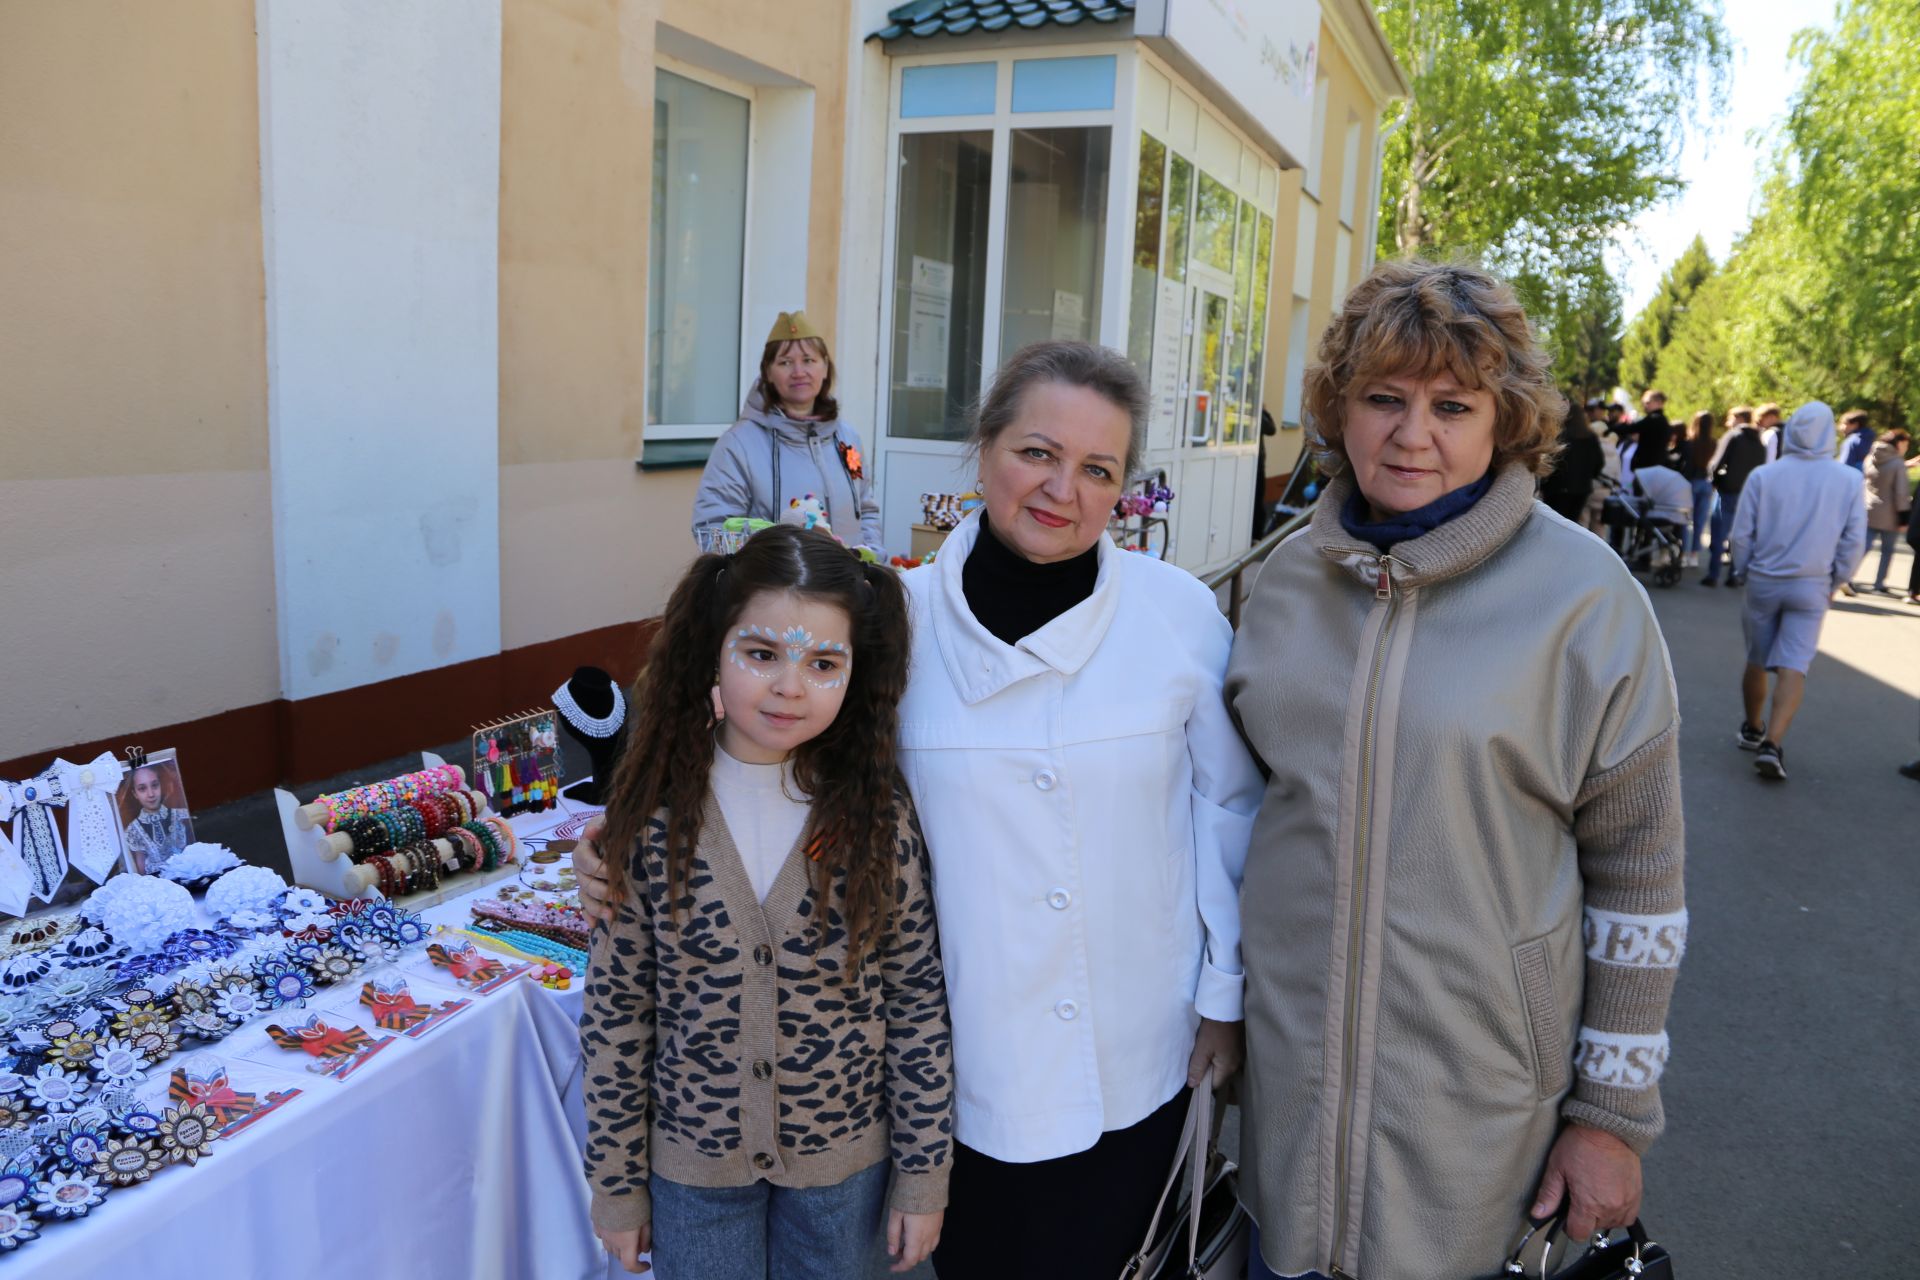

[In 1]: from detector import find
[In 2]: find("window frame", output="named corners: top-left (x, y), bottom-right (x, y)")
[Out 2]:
top-left (645, 55), bottom-right (759, 443)
top-left (877, 43), bottom-right (1131, 459)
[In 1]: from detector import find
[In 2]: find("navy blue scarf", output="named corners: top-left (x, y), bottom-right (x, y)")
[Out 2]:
top-left (1340, 470), bottom-right (1495, 551)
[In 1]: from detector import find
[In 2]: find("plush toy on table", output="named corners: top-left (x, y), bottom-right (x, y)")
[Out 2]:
top-left (779, 494), bottom-right (830, 532)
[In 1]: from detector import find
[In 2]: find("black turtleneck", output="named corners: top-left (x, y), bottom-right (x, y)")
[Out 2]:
top-left (961, 515), bottom-right (1100, 645)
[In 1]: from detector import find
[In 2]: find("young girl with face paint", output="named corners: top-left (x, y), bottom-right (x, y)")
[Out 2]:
top-left (582, 524), bottom-right (952, 1279)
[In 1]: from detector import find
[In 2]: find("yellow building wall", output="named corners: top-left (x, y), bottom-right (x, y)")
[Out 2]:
top-left (1260, 25), bottom-right (1392, 486)
top-left (497, 0), bottom-right (852, 650)
top-left (0, 0), bottom-right (276, 761)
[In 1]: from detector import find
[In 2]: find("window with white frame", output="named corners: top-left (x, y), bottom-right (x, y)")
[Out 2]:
top-left (885, 53), bottom-right (1117, 443)
top-left (1129, 122), bottom-right (1277, 449)
top-left (648, 66), bottom-right (751, 436)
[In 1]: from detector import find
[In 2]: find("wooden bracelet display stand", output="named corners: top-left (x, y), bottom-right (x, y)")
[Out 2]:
top-left (275, 753), bottom-right (524, 911)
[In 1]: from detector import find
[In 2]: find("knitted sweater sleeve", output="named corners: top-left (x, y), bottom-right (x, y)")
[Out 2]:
top-left (581, 833), bottom-right (659, 1232)
top-left (1562, 608), bottom-right (1687, 1155)
top-left (878, 792), bottom-right (955, 1214)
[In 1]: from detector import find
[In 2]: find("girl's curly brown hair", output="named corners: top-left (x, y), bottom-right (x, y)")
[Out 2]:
top-left (598, 524), bottom-right (910, 971)
top-left (1304, 259), bottom-right (1567, 476)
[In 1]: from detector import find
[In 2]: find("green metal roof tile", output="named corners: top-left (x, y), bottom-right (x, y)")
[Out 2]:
top-left (873, 0), bottom-right (1133, 42)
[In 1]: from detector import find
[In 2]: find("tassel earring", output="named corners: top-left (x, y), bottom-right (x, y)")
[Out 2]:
top-left (710, 685), bottom-right (726, 724)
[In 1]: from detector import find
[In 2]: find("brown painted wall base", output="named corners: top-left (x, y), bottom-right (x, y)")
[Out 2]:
top-left (0, 618), bottom-right (660, 809)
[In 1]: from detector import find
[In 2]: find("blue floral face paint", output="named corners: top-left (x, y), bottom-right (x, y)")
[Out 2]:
top-left (727, 623), bottom-right (851, 690)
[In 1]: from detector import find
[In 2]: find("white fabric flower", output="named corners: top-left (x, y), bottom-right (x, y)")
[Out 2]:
top-left (282, 911), bottom-right (334, 936)
top-left (158, 843), bottom-right (242, 883)
top-left (83, 876), bottom-right (196, 953)
top-left (203, 866), bottom-right (289, 924)
top-left (277, 887), bottom-right (331, 919)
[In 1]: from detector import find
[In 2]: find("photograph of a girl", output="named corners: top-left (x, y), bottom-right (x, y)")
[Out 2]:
top-left (117, 752), bottom-right (195, 877)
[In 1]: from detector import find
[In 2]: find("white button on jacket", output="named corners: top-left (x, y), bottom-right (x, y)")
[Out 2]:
top-left (899, 513), bottom-right (1262, 1163)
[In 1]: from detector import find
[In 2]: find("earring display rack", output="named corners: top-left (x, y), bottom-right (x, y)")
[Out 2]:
top-left (470, 709), bottom-right (564, 817)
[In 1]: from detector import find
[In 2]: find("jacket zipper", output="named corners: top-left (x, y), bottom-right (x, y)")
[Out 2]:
top-left (1330, 553), bottom-right (1399, 1275)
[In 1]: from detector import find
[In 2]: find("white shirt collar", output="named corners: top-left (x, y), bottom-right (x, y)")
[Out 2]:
top-left (927, 510), bottom-right (1123, 705)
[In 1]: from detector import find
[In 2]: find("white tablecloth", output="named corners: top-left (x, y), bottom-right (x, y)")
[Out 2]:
top-left (17, 805), bottom-right (616, 1280)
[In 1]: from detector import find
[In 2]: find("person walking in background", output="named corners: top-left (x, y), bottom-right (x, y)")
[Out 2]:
top-left (1702, 406), bottom-right (1767, 587)
top-left (1588, 401), bottom-right (1624, 533)
top-left (1839, 409), bottom-right (1877, 471)
top-left (1862, 429), bottom-right (1911, 594)
top-left (1542, 400), bottom-right (1606, 523)
top-left (1635, 389), bottom-right (1673, 466)
top-left (1728, 402), bottom-right (1868, 781)
top-left (1677, 409), bottom-right (1717, 567)
top-left (1757, 402), bottom-right (1785, 462)
top-left (1907, 470), bottom-right (1920, 606)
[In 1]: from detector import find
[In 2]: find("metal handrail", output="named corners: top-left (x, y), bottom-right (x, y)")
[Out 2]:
top-left (1201, 503), bottom-right (1316, 629)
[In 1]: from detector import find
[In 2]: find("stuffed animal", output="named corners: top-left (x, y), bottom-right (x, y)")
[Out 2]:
top-left (779, 494), bottom-right (829, 532)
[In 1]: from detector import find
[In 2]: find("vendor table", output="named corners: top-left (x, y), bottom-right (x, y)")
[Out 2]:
top-left (15, 800), bottom-right (618, 1280)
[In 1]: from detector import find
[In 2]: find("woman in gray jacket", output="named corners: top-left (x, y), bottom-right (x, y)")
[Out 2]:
top-left (1230, 261), bottom-right (1686, 1279)
top-left (690, 311), bottom-right (883, 549)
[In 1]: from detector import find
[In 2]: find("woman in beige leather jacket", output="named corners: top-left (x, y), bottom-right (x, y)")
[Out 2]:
top-left (1229, 261), bottom-right (1687, 1280)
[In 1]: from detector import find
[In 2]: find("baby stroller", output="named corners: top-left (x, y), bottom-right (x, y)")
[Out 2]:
top-left (1598, 479), bottom-right (1686, 588)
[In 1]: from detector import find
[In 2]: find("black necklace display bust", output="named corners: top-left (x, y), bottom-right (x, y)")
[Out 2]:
top-left (551, 667), bottom-right (627, 806)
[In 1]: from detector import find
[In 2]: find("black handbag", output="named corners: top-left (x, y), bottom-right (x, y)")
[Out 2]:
top-left (1499, 1213), bottom-right (1673, 1279)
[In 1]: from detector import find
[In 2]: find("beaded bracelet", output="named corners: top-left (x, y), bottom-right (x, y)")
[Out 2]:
top-left (484, 817), bottom-right (517, 865)
top-left (312, 765), bottom-right (465, 832)
top-left (459, 821), bottom-right (499, 872)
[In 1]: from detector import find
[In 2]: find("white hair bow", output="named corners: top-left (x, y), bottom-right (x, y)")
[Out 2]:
top-left (0, 788), bottom-right (24, 917)
top-left (53, 753), bottom-right (126, 886)
top-left (2, 773), bottom-right (67, 908)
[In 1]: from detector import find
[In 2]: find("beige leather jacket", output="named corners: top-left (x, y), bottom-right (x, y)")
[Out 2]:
top-left (1227, 464), bottom-right (1686, 1280)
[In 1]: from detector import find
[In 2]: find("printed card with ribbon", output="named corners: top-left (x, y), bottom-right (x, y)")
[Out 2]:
top-left (355, 975), bottom-right (470, 1039)
top-left (419, 938), bottom-right (532, 995)
top-left (163, 1059), bottom-right (304, 1139)
top-left (263, 1015), bottom-right (395, 1081)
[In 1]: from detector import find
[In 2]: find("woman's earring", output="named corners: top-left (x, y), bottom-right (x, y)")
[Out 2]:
top-left (710, 685), bottom-right (726, 724)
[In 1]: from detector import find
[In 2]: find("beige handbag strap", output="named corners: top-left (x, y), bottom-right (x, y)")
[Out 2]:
top-left (1122, 1067), bottom-right (1215, 1278)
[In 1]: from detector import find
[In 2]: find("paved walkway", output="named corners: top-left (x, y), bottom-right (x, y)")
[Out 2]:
top-left (1641, 547), bottom-right (1918, 1272)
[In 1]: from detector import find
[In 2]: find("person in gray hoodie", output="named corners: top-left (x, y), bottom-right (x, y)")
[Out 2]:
top-left (1727, 401), bottom-right (1868, 780)
top-left (691, 311), bottom-right (883, 549)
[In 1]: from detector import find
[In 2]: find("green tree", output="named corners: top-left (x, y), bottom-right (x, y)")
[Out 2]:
top-left (1544, 263), bottom-right (1624, 403)
top-left (1640, 0), bottom-right (1920, 427)
top-left (1650, 266), bottom-right (1737, 415)
top-left (1619, 234), bottom-right (1714, 395)
top-left (1377, 0), bottom-right (1731, 343)
top-left (1773, 0), bottom-right (1920, 423)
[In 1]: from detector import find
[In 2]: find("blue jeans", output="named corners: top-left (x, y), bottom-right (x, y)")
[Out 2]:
top-left (1867, 528), bottom-right (1902, 588)
top-left (649, 1160), bottom-right (888, 1280)
top-left (1689, 476), bottom-right (1714, 555)
top-left (1704, 488), bottom-right (1741, 582)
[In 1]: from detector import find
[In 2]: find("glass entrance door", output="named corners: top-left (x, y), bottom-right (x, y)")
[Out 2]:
top-left (1186, 286), bottom-right (1229, 446)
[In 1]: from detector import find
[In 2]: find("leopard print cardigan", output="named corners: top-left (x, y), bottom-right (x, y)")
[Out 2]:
top-left (582, 791), bottom-right (953, 1232)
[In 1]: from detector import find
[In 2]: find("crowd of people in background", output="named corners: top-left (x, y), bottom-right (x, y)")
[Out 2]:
top-left (1544, 388), bottom-right (1912, 785)
top-left (1544, 391), bottom-right (1913, 599)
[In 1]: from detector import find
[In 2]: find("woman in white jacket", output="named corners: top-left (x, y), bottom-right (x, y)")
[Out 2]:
top-left (575, 342), bottom-right (1260, 1278)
